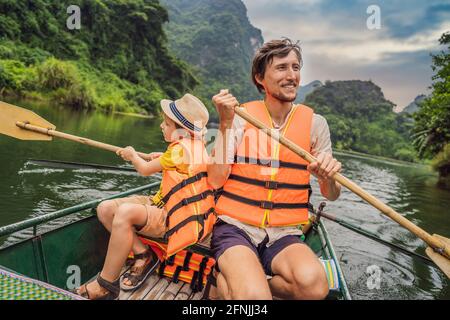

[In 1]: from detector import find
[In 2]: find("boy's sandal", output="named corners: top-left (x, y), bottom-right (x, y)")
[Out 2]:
top-left (75, 273), bottom-right (120, 300)
top-left (120, 248), bottom-right (160, 291)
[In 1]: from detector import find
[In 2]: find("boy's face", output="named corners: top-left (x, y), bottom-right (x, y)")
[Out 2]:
top-left (160, 113), bottom-right (178, 142)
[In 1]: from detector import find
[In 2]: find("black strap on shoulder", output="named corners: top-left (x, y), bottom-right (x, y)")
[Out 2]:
top-left (182, 251), bottom-right (193, 271)
top-left (234, 155), bottom-right (307, 170)
top-left (165, 190), bottom-right (215, 227)
top-left (159, 172), bottom-right (208, 207)
top-left (221, 190), bottom-right (310, 210)
top-left (228, 174), bottom-right (311, 190)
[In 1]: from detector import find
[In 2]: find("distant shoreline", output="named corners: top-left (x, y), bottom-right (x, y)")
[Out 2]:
top-left (334, 149), bottom-right (425, 167)
top-left (112, 111), bottom-right (154, 119)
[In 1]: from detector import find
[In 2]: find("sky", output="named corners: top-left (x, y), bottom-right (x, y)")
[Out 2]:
top-left (242, 0), bottom-right (450, 110)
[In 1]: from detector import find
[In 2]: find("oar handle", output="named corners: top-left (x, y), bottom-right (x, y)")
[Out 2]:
top-left (234, 107), bottom-right (450, 258)
top-left (16, 121), bottom-right (149, 159)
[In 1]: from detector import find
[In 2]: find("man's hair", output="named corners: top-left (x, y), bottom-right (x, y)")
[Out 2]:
top-left (251, 38), bottom-right (303, 93)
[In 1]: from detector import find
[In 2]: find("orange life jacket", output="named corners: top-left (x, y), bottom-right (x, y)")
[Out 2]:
top-left (215, 101), bottom-right (313, 227)
top-left (138, 237), bottom-right (216, 293)
top-left (160, 138), bottom-right (216, 257)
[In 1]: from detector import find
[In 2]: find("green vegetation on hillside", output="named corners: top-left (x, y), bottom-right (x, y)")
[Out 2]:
top-left (304, 80), bottom-right (416, 161)
top-left (412, 32), bottom-right (450, 187)
top-left (0, 0), bottom-right (197, 114)
top-left (160, 0), bottom-right (263, 111)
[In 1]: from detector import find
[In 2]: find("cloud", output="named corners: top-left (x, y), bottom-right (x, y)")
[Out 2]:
top-left (242, 0), bottom-right (449, 107)
top-left (384, 2), bottom-right (450, 39)
top-left (301, 49), bottom-right (434, 108)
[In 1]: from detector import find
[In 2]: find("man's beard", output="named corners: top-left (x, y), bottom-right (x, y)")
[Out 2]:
top-left (272, 91), bottom-right (297, 102)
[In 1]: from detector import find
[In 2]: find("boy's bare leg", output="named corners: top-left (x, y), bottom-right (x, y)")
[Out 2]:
top-left (100, 203), bottom-right (149, 281)
top-left (79, 203), bottom-right (149, 298)
top-left (97, 200), bottom-right (148, 254)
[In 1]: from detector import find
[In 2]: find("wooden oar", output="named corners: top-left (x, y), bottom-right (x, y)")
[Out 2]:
top-left (0, 100), bottom-right (149, 159)
top-left (315, 209), bottom-right (435, 266)
top-left (234, 106), bottom-right (450, 278)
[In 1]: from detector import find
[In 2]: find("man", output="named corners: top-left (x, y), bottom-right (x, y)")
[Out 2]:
top-left (207, 38), bottom-right (342, 300)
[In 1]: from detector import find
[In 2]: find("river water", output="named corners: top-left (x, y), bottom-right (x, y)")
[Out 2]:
top-left (0, 99), bottom-right (449, 299)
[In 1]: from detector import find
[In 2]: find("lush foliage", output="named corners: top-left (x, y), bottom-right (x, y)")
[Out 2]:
top-left (160, 0), bottom-right (263, 112)
top-left (412, 32), bottom-right (450, 159)
top-left (304, 80), bottom-right (416, 161)
top-left (0, 0), bottom-right (197, 114)
top-left (412, 32), bottom-right (450, 185)
top-left (432, 146), bottom-right (450, 189)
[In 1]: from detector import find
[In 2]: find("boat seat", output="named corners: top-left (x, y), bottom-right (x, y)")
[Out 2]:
top-left (0, 265), bottom-right (85, 300)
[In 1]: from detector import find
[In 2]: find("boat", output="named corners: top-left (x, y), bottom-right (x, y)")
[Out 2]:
top-left (0, 182), bottom-right (351, 300)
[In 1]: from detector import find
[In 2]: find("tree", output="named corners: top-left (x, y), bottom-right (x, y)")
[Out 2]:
top-left (412, 31), bottom-right (450, 187)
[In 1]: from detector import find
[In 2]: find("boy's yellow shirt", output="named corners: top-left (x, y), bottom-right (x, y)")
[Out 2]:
top-left (152, 143), bottom-right (189, 206)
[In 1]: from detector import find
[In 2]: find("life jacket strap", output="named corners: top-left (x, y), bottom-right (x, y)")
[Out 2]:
top-left (228, 174), bottom-right (311, 190)
top-left (167, 254), bottom-right (175, 265)
top-left (234, 155), bottom-right (308, 170)
top-left (158, 261), bottom-right (167, 277)
top-left (165, 190), bottom-right (215, 227)
top-left (158, 171), bottom-right (208, 208)
top-left (165, 207), bottom-right (215, 239)
top-left (190, 271), bottom-right (199, 292)
top-left (172, 266), bottom-right (182, 283)
top-left (196, 256), bottom-right (209, 292)
top-left (182, 251), bottom-right (193, 271)
top-left (220, 190), bottom-right (312, 210)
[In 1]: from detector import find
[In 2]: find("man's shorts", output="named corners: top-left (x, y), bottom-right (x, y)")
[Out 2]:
top-left (210, 219), bottom-right (304, 276)
top-left (108, 195), bottom-right (167, 238)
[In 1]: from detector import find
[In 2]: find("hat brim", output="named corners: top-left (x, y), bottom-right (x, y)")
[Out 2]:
top-left (160, 99), bottom-right (207, 135)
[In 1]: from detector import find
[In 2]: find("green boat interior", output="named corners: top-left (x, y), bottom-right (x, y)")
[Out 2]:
top-left (0, 183), bottom-right (351, 300)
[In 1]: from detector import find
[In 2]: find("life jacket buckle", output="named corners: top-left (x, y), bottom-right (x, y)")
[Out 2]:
top-left (265, 181), bottom-right (278, 189)
top-left (260, 201), bottom-right (274, 210)
top-left (270, 159), bottom-right (280, 168)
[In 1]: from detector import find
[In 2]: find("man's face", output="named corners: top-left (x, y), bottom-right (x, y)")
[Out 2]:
top-left (257, 50), bottom-right (301, 102)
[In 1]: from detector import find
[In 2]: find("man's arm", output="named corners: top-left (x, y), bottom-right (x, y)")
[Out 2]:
top-left (207, 90), bottom-right (239, 189)
top-left (307, 115), bottom-right (342, 201)
top-left (207, 123), bottom-right (232, 189)
top-left (308, 152), bottom-right (342, 201)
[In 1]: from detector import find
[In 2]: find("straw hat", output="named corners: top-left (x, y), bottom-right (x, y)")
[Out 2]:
top-left (160, 94), bottom-right (209, 135)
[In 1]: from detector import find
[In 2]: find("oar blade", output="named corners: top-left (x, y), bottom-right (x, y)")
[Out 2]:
top-left (425, 234), bottom-right (450, 279)
top-left (0, 101), bottom-right (55, 140)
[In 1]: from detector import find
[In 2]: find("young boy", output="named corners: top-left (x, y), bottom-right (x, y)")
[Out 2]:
top-left (76, 94), bottom-right (215, 299)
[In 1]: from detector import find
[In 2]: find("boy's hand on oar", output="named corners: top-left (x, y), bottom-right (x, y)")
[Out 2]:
top-left (308, 152), bottom-right (342, 181)
top-left (116, 146), bottom-right (138, 162)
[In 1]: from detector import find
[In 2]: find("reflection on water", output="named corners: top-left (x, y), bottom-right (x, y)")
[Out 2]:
top-left (0, 99), bottom-right (449, 299)
top-left (311, 153), bottom-right (450, 299)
